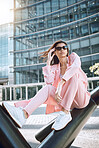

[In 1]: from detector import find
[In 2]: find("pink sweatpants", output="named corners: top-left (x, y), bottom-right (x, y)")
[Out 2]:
top-left (20, 74), bottom-right (90, 117)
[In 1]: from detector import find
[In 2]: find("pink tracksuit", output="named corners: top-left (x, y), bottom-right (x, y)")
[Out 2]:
top-left (14, 52), bottom-right (90, 117)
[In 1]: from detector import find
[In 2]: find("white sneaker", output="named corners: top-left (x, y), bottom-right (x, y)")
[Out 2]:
top-left (2, 102), bottom-right (26, 128)
top-left (51, 111), bottom-right (72, 131)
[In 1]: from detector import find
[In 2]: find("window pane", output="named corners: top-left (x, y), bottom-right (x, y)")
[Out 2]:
top-left (81, 24), bottom-right (89, 36)
top-left (90, 36), bottom-right (99, 45)
top-left (90, 20), bottom-right (99, 33)
top-left (68, 0), bottom-right (76, 5)
top-left (44, 1), bottom-right (51, 14)
top-left (52, 0), bottom-right (59, 11)
top-left (92, 44), bottom-right (99, 54)
top-left (45, 31), bottom-right (53, 45)
top-left (59, 0), bottom-right (67, 8)
top-left (81, 39), bottom-right (89, 47)
top-left (53, 29), bottom-right (61, 41)
top-left (36, 3), bottom-right (43, 16)
top-left (71, 41), bottom-right (80, 50)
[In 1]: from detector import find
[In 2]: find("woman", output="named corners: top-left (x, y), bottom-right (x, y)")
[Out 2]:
top-left (2, 40), bottom-right (90, 131)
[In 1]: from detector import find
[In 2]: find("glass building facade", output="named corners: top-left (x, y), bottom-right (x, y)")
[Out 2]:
top-left (12, 0), bottom-right (99, 88)
top-left (0, 23), bottom-right (14, 85)
top-left (0, 24), bottom-right (9, 85)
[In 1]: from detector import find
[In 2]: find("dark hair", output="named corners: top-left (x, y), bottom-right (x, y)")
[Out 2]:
top-left (40, 40), bottom-right (69, 65)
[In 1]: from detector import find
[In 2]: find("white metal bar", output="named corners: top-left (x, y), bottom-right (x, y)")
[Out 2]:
top-left (10, 87), bottom-right (12, 101)
top-left (26, 86), bottom-right (28, 100)
top-left (5, 88), bottom-right (7, 101)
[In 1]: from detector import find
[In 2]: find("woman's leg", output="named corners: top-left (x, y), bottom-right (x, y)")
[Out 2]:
top-left (2, 84), bottom-right (57, 128)
top-left (60, 74), bottom-right (79, 111)
top-left (24, 84), bottom-right (56, 117)
top-left (72, 78), bottom-right (90, 109)
top-left (52, 74), bottom-right (86, 131)
top-left (60, 74), bottom-right (89, 111)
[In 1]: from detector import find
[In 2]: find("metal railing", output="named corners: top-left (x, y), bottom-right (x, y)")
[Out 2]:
top-left (0, 77), bottom-right (99, 101)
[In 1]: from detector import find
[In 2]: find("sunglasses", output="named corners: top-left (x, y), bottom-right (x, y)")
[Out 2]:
top-left (55, 45), bottom-right (68, 51)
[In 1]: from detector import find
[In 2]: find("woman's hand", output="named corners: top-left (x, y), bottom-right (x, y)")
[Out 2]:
top-left (47, 48), bottom-right (55, 65)
top-left (55, 79), bottom-right (66, 103)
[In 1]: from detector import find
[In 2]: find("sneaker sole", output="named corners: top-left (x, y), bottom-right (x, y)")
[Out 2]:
top-left (2, 102), bottom-right (22, 128)
top-left (51, 117), bottom-right (72, 131)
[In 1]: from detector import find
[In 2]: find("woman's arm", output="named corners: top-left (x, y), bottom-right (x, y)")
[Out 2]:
top-left (55, 53), bottom-right (81, 103)
top-left (55, 79), bottom-right (66, 103)
top-left (42, 48), bottom-right (56, 84)
top-left (62, 52), bottom-right (81, 81)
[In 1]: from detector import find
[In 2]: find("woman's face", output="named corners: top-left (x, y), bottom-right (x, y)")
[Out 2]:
top-left (55, 43), bottom-right (68, 59)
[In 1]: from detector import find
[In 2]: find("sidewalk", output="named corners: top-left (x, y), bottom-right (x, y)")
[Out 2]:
top-left (0, 101), bottom-right (99, 148)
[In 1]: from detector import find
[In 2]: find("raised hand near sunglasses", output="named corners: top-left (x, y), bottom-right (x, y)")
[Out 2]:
top-left (55, 79), bottom-right (66, 103)
top-left (47, 48), bottom-right (55, 65)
